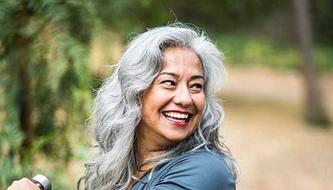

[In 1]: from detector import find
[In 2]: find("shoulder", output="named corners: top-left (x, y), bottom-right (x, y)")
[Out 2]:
top-left (170, 148), bottom-right (233, 178)
top-left (150, 148), bottom-right (236, 190)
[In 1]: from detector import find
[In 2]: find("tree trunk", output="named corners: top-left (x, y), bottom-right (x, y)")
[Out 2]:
top-left (10, 1), bottom-right (34, 160)
top-left (291, 0), bottom-right (331, 126)
top-left (17, 37), bottom-right (34, 157)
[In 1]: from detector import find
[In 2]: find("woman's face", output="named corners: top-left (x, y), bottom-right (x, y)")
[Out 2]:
top-left (139, 47), bottom-right (206, 147)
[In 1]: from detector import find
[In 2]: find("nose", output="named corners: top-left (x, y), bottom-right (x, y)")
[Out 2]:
top-left (173, 84), bottom-right (193, 107)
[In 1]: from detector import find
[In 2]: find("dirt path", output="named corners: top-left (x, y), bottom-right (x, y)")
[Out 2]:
top-left (221, 66), bottom-right (333, 190)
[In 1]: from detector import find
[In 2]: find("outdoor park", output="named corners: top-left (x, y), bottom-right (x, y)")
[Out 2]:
top-left (1, 0), bottom-right (332, 189)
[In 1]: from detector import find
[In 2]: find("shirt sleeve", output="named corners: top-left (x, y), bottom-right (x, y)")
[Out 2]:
top-left (151, 151), bottom-right (236, 190)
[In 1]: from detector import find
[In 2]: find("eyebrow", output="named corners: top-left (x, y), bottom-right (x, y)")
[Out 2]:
top-left (159, 72), bottom-right (205, 80)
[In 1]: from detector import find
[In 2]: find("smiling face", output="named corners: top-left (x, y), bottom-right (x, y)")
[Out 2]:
top-left (138, 47), bottom-right (206, 149)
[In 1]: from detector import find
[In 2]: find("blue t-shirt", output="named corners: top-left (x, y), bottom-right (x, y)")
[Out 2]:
top-left (132, 148), bottom-right (236, 190)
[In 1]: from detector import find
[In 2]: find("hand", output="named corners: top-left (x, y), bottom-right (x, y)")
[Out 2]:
top-left (7, 177), bottom-right (40, 190)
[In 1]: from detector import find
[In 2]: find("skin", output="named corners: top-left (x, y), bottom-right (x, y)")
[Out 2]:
top-left (135, 47), bottom-right (206, 175)
top-left (6, 178), bottom-right (40, 190)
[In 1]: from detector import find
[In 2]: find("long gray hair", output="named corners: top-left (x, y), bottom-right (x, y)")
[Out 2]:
top-left (82, 23), bottom-right (239, 190)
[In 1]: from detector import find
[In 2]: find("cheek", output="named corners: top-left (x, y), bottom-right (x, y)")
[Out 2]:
top-left (196, 94), bottom-right (206, 114)
top-left (141, 90), bottom-right (165, 119)
top-left (142, 101), bottom-right (157, 122)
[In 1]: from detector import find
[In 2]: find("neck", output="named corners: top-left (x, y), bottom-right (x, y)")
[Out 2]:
top-left (135, 136), bottom-right (165, 169)
top-left (135, 128), bottom-right (172, 174)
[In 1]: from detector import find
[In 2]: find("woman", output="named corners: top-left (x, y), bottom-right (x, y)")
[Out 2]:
top-left (7, 24), bottom-right (238, 190)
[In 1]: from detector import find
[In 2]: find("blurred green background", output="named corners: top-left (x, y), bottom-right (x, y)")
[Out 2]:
top-left (0, 0), bottom-right (332, 189)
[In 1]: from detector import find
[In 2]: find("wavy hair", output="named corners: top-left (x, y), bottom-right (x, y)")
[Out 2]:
top-left (82, 23), bottom-right (239, 190)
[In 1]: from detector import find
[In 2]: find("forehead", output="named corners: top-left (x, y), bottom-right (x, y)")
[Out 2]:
top-left (161, 47), bottom-right (203, 75)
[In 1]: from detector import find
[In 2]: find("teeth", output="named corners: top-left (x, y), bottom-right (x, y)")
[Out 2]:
top-left (164, 112), bottom-right (189, 119)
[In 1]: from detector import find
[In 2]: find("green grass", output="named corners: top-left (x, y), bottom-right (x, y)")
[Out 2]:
top-left (214, 34), bottom-right (333, 73)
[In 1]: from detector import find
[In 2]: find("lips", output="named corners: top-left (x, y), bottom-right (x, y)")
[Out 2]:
top-left (162, 111), bottom-right (192, 126)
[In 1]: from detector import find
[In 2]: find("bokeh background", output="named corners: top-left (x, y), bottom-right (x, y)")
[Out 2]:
top-left (0, 0), bottom-right (332, 189)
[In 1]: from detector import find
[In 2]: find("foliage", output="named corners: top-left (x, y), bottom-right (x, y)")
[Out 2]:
top-left (312, 0), bottom-right (333, 44)
top-left (165, 0), bottom-right (333, 44)
top-left (0, 123), bottom-right (26, 189)
top-left (0, 0), bottom-right (96, 187)
top-left (215, 34), bottom-right (333, 72)
top-left (95, 0), bottom-right (171, 39)
top-left (165, 0), bottom-right (289, 32)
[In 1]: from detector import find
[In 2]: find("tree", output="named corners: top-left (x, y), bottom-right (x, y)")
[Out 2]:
top-left (291, 0), bottom-right (331, 126)
top-left (0, 0), bottom-right (97, 187)
top-left (95, 0), bottom-right (170, 38)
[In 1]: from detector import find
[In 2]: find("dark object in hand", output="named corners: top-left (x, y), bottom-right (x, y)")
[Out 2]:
top-left (31, 175), bottom-right (52, 190)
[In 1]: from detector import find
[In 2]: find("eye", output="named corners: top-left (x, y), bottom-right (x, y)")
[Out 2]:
top-left (190, 83), bottom-right (203, 92)
top-left (192, 83), bottom-right (203, 89)
top-left (161, 80), bottom-right (176, 88)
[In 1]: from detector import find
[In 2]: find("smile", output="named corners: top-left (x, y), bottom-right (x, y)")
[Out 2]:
top-left (163, 111), bottom-right (192, 122)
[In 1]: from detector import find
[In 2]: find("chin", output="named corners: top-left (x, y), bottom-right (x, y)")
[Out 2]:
top-left (164, 132), bottom-right (192, 145)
